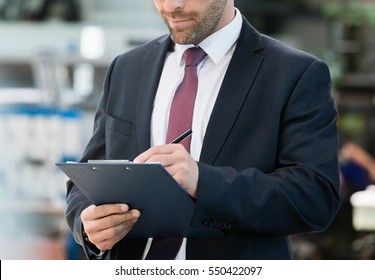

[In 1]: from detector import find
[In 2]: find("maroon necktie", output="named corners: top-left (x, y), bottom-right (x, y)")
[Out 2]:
top-left (145, 47), bottom-right (206, 260)
top-left (165, 47), bottom-right (207, 151)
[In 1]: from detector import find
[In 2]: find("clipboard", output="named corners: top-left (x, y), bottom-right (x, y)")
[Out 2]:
top-left (56, 161), bottom-right (223, 238)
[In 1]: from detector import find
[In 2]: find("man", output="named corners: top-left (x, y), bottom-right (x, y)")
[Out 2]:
top-left (66, 0), bottom-right (340, 260)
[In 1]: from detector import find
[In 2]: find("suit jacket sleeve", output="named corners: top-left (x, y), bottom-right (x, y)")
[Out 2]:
top-left (192, 59), bottom-right (340, 235)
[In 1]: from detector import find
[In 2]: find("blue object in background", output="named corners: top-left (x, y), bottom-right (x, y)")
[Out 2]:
top-left (340, 160), bottom-right (370, 192)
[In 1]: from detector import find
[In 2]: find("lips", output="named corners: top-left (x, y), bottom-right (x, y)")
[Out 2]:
top-left (167, 18), bottom-right (192, 29)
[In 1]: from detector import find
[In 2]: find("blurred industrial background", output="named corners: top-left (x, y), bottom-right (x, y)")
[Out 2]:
top-left (0, 0), bottom-right (375, 260)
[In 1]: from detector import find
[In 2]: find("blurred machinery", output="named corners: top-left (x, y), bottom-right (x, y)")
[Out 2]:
top-left (323, 0), bottom-right (375, 118)
top-left (0, 0), bottom-right (81, 22)
top-left (311, 0), bottom-right (375, 260)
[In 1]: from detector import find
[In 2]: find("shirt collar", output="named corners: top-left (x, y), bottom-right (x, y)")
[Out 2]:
top-left (174, 8), bottom-right (243, 66)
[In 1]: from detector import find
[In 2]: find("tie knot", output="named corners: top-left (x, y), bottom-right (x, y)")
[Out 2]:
top-left (183, 47), bottom-right (207, 67)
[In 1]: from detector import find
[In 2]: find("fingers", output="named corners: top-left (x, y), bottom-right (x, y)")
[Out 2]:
top-left (82, 206), bottom-right (140, 231)
top-left (134, 144), bottom-right (187, 165)
top-left (133, 144), bottom-right (191, 185)
top-left (81, 204), bottom-right (141, 250)
top-left (82, 203), bottom-right (129, 220)
top-left (86, 210), bottom-right (140, 250)
top-left (134, 144), bottom-right (199, 198)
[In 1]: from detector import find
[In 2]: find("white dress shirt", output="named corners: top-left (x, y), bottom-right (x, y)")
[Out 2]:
top-left (144, 8), bottom-right (243, 260)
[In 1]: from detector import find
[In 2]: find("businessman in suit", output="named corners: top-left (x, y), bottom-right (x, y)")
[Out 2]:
top-left (66, 0), bottom-right (340, 259)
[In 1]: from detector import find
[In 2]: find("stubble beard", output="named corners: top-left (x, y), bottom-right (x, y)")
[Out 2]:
top-left (161, 1), bottom-right (227, 45)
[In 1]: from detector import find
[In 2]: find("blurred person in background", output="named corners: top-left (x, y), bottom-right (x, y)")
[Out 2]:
top-left (340, 143), bottom-right (375, 189)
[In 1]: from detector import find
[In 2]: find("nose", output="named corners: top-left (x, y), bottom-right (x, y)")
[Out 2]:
top-left (164, 0), bottom-right (184, 12)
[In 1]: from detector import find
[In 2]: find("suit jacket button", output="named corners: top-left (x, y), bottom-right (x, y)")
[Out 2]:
top-left (210, 220), bottom-right (218, 227)
top-left (203, 218), bottom-right (212, 227)
top-left (203, 218), bottom-right (219, 228)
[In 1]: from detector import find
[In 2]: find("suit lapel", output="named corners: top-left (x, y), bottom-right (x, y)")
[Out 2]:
top-left (200, 18), bottom-right (264, 165)
top-left (135, 36), bottom-right (173, 154)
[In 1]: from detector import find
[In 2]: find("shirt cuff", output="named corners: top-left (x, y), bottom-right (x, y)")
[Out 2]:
top-left (82, 228), bottom-right (108, 259)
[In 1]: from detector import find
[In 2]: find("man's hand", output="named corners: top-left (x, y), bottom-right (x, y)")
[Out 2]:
top-left (81, 204), bottom-right (140, 251)
top-left (133, 144), bottom-right (199, 198)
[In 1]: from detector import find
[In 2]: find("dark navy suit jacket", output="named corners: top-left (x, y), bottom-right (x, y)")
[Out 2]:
top-left (66, 17), bottom-right (340, 259)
